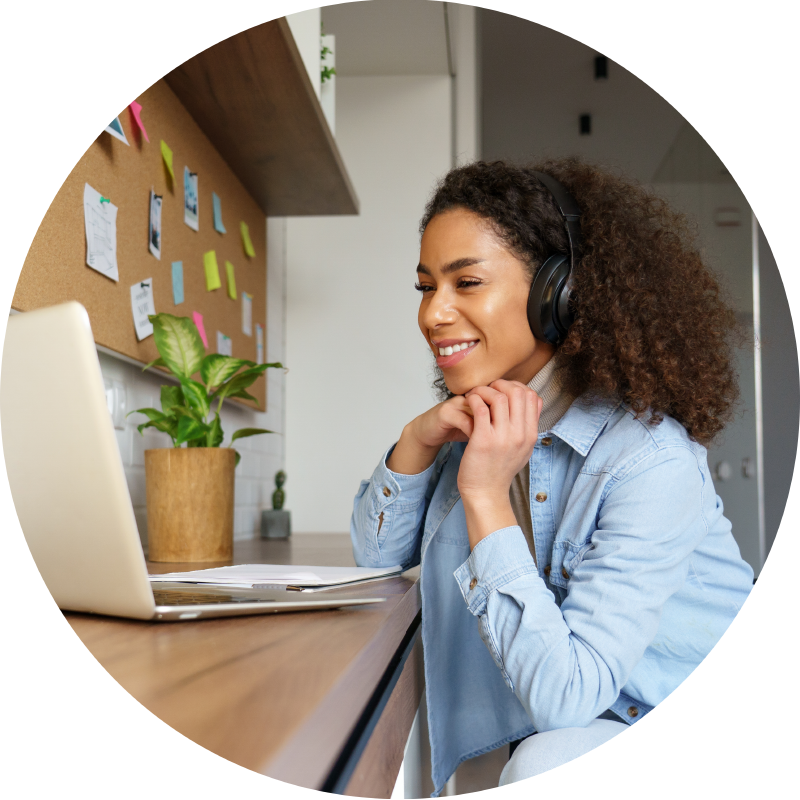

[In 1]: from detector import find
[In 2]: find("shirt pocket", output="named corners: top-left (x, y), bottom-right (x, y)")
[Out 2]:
top-left (547, 540), bottom-right (593, 590)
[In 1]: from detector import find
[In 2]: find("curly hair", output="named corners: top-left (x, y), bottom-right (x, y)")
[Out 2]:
top-left (420, 158), bottom-right (741, 444)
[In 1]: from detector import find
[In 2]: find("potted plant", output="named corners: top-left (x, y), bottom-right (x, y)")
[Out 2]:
top-left (131, 313), bottom-right (282, 562)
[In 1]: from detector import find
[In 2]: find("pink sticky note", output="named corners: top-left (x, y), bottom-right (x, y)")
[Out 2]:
top-left (128, 0), bottom-right (150, 144)
top-left (192, 311), bottom-right (208, 348)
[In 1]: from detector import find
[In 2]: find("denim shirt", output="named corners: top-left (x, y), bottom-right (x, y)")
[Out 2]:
top-left (350, 396), bottom-right (754, 796)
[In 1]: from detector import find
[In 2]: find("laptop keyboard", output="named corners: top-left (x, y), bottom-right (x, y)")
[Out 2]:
top-left (153, 588), bottom-right (277, 606)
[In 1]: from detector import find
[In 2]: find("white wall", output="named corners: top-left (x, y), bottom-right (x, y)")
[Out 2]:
top-left (286, 7), bottom-right (322, 99)
top-left (285, 75), bottom-right (452, 532)
top-left (101, 217), bottom-right (287, 549)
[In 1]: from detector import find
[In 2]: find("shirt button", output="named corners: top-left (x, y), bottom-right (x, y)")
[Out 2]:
top-left (382, 486), bottom-right (391, 497)
top-left (627, 706), bottom-right (639, 718)
top-left (469, 577), bottom-right (478, 591)
top-left (562, 567), bottom-right (570, 580)
top-left (535, 492), bottom-right (548, 503)
top-left (541, 437), bottom-right (553, 446)
top-left (543, 565), bottom-right (551, 577)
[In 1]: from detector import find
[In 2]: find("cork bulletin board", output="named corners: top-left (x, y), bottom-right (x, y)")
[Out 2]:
top-left (13, 79), bottom-right (268, 409)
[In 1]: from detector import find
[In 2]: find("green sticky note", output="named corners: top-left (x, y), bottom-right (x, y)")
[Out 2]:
top-left (204, 250), bottom-right (221, 291)
top-left (225, 260), bottom-right (237, 300)
top-left (160, 140), bottom-right (175, 181)
top-left (240, 221), bottom-right (256, 258)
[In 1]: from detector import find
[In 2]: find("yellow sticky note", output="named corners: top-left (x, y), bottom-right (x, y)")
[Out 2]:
top-left (240, 221), bottom-right (256, 258)
top-left (225, 260), bottom-right (237, 300)
top-left (204, 250), bottom-right (221, 291)
top-left (160, 140), bottom-right (175, 181)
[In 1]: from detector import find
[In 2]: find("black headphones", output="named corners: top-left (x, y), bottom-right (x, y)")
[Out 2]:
top-left (526, 172), bottom-right (582, 345)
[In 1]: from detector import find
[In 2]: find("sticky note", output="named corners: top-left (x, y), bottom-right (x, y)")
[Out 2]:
top-left (212, 192), bottom-right (226, 234)
top-left (242, 291), bottom-right (253, 336)
top-left (204, 250), bottom-right (221, 291)
top-left (193, 311), bottom-right (208, 348)
top-left (256, 323), bottom-right (264, 365)
top-left (131, 279), bottom-right (156, 341)
top-left (225, 260), bottom-right (237, 300)
top-left (217, 331), bottom-right (233, 357)
top-left (161, 140), bottom-right (175, 181)
top-left (240, 221), bottom-right (256, 258)
top-left (171, 261), bottom-right (184, 305)
top-left (129, 101), bottom-right (149, 143)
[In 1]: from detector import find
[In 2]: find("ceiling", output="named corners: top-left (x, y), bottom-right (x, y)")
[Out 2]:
top-left (321, 0), bottom-right (450, 75)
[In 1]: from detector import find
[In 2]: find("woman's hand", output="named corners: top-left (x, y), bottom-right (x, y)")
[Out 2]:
top-left (458, 380), bottom-right (543, 548)
top-left (386, 396), bottom-right (475, 475)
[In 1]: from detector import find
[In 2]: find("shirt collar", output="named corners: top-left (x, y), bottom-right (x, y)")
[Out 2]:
top-left (548, 394), bottom-right (623, 456)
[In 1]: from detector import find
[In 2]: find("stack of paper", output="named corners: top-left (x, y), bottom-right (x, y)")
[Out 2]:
top-left (148, 563), bottom-right (403, 592)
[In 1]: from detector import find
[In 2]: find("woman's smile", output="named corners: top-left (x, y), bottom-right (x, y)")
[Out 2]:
top-left (433, 338), bottom-right (479, 367)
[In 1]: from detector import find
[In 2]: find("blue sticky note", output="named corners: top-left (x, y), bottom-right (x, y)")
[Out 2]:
top-left (171, 261), bottom-right (184, 305)
top-left (212, 192), bottom-right (226, 234)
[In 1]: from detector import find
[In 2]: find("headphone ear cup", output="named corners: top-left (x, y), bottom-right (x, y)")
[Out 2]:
top-left (527, 254), bottom-right (572, 345)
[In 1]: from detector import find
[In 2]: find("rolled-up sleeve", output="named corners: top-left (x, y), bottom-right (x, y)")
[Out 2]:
top-left (454, 445), bottom-right (710, 731)
top-left (350, 444), bottom-right (442, 571)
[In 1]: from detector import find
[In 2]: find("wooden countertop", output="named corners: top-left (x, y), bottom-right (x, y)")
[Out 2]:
top-left (65, 534), bottom-right (420, 791)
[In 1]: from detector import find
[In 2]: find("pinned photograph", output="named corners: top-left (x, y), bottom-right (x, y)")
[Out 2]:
top-left (104, 117), bottom-right (129, 146)
top-left (149, 190), bottom-right (162, 260)
top-left (184, 166), bottom-right (199, 231)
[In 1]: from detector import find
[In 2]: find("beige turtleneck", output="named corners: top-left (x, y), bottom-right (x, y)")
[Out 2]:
top-left (508, 357), bottom-right (574, 564)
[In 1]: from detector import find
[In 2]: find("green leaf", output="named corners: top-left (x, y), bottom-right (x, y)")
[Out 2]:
top-left (213, 364), bottom-right (271, 401)
top-left (226, 388), bottom-right (259, 406)
top-left (150, 313), bottom-right (206, 379)
top-left (200, 354), bottom-right (254, 388)
top-left (160, 385), bottom-right (184, 415)
top-left (179, 378), bottom-right (210, 419)
top-left (233, 449), bottom-right (241, 467)
top-left (208, 413), bottom-right (224, 448)
top-left (128, 407), bottom-right (162, 421)
top-left (136, 412), bottom-right (178, 443)
top-left (172, 405), bottom-right (203, 423)
top-left (230, 427), bottom-right (273, 445)
top-left (175, 415), bottom-right (210, 446)
top-left (142, 357), bottom-right (166, 371)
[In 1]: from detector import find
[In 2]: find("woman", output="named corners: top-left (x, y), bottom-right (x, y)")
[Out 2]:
top-left (350, 158), bottom-right (754, 794)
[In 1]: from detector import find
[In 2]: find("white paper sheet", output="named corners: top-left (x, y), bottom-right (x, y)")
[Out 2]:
top-left (242, 291), bottom-right (253, 336)
top-left (148, 563), bottom-right (402, 588)
top-left (216, 330), bottom-right (232, 356)
top-left (83, 183), bottom-right (119, 281)
top-left (130, 279), bottom-right (156, 341)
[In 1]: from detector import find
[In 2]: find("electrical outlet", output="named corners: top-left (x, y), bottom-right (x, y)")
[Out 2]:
top-left (103, 377), bottom-right (127, 430)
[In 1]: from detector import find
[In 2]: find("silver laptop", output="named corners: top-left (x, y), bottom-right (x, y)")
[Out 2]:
top-left (1, 302), bottom-right (384, 621)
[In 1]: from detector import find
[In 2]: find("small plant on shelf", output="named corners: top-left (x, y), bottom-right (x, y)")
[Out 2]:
top-left (131, 313), bottom-right (282, 465)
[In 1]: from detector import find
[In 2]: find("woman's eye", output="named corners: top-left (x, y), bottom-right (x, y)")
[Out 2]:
top-left (414, 282), bottom-right (435, 293)
top-left (457, 278), bottom-right (482, 289)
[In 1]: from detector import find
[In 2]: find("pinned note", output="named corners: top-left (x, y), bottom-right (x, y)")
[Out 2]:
top-left (204, 250), bottom-right (221, 291)
top-left (105, 117), bottom-right (129, 145)
top-left (184, 167), bottom-right (199, 231)
top-left (161, 140), bottom-right (175, 181)
top-left (217, 331), bottom-right (233, 357)
top-left (149, 190), bottom-right (162, 260)
top-left (192, 311), bottom-right (208, 348)
top-left (212, 192), bottom-right (226, 234)
top-left (256, 323), bottom-right (264, 365)
top-left (128, 101), bottom-right (149, 143)
top-left (240, 221), bottom-right (256, 258)
top-left (225, 260), bottom-right (237, 300)
top-left (83, 183), bottom-right (119, 282)
top-left (171, 261), bottom-right (184, 305)
top-left (242, 291), bottom-right (253, 336)
top-left (130, 280), bottom-right (156, 341)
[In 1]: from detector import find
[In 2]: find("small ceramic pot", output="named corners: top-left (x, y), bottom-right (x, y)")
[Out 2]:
top-left (145, 447), bottom-right (235, 562)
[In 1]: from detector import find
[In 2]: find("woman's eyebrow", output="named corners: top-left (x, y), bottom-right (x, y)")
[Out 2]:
top-left (416, 257), bottom-right (485, 276)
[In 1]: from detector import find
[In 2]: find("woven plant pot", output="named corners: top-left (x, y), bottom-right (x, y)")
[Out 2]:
top-left (145, 447), bottom-right (235, 562)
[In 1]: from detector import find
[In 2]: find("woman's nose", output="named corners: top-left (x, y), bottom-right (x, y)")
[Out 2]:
top-left (422, 287), bottom-right (458, 329)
